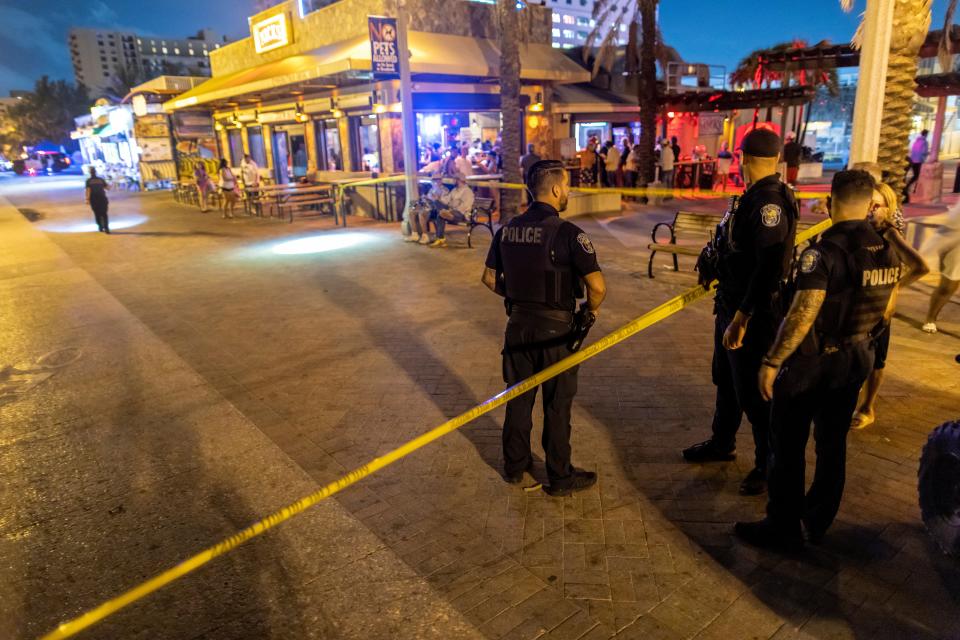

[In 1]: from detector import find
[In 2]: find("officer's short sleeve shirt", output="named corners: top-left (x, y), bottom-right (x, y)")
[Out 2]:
top-left (484, 210), bottom-right (601, 277)
top-left (740, 187), bottom-right (793, 252)
top-left (559, 221), bottom-right (601, 277)
top-left (795, 242), bottom-right (832, 292)
top-left (485, 227), bottom-right (504, 271)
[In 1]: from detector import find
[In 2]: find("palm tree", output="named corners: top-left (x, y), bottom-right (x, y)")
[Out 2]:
top-left (843, 0), bottom-right (937, 192)
top-left (497, 0), bottom-right (523, 222)
top-left (585, 0), bottom-right (660, 185)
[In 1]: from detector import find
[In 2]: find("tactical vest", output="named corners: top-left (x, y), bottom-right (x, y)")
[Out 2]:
top-left (811, 230), bottom-right (900, 347)
top-left (500, 216), bottom-right (581, 310)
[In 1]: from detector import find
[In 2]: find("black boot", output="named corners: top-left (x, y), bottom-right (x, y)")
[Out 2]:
top-left (682, 439), bottom-right (736, 462)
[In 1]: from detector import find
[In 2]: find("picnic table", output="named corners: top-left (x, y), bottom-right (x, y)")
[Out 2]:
top-left (673, 160), bottom-right (718, 190)
top-left (250, 183), bottom-right (338, 224)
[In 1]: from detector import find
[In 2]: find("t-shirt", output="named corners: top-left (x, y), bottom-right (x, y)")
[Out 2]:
top-left (86, 177), bottom-right (108, 202)
top-left (659, 145), bottom-right (675, 172)
top-left (604, 146), bottom-right (621, 171)
top-left (240, 161), bottom-right (260, 187)
top-left (454, 155), bottom-right (474, 177)
top-left (485, 202), bottom-right (601, 310)
top-left (442, 184), bottom-right (475, 213)
top-left (520, 152), bottom-right (541, 182)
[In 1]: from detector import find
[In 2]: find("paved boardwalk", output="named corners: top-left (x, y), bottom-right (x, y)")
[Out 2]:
top-left (1, 176), bottom-right (958, 640)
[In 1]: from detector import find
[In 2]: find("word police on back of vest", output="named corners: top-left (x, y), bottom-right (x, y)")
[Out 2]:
top-left (503, 226), bottom-right (544, 245)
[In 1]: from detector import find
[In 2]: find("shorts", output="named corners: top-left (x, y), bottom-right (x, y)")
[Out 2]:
top-left (942, 241), bottom-right (960, 281)
top-left (872, 324), bottom-right (890, 370)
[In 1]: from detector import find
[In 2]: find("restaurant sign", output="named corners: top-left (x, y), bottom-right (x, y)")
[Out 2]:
top-left (368, 16), bottom-right (399, 79)
top-left (253, 12), bottom-right (291, 54)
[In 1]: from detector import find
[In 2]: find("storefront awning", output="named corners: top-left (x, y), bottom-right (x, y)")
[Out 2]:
top-left (164, 32), bottom-right (590, 111)
top-left (552, 84), bottom-right (638, 114)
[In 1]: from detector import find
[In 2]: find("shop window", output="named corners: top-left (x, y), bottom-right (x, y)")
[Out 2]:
top-left (247, 126), bottom-right (267, 168)
top-left (316, 119), bottom-right (343, 170)
top-left (227, 129), bottom-right (243, 167)
top-left (351, 115), bottom-right (380, 172)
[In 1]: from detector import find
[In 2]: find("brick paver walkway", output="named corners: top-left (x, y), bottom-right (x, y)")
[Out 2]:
top-left (2, 176), bottom-right (959, 639)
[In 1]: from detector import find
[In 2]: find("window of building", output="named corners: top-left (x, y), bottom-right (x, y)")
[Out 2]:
top-left (152, 47), bottom-right (157, 53)
top-left (203, 51), bottom-right (209, 56)
top-left (162, 47), bottom-right (168, 54)
top-left (562, 29), bottom-right (575, 39)
top-left (576, 16), bottom-right (590, 25)
top-left (188, 49), bottom-right (195, 56)
top-left (227, 129), bottom-right (244, 167)
top-left (350, 114), bottom-right (380, 171)
top-left (316, 119), bottom-right (343, 170)
top-left (552, 28), bottom-right (561, 37)
top-left (577, 30), bottom-right (588, 39)
top-left (247, 127), bottom-right (267, 168)
top-left (562, 14), bottom-right (575, 24)
top-left (552, 13), bottom-right (559, 22)
top-left (174, 48), bottom-right (180, 55)
top-left (137, 39), bottom-right (142, 45)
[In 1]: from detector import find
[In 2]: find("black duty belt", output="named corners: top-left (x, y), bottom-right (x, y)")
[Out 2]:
top-left (820, 333), bottom-right (871, 354)
top-left (508, 307), bottom-right (574, 324)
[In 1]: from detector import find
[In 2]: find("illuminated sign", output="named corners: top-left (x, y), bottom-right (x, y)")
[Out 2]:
top-left (253, 13), bottom-right (291, 54)
top-left (368, 16), bottom-right (399, 79)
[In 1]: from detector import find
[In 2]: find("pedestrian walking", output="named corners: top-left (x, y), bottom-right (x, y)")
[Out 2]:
top-left (194, 162), bottom-right (212, 213)
top-left (921, 199), bottom-right (960, 333)
top-left (658, 138), bottom-right (676, 191)
top-left (85, 167), bottom-right (110, 233)
top-left (736, 170), bottom-right (924, 549)
top-left (904, 129), bottom-right (929, 201)
top-left (481, 160), bottom-right (607, 496)
top-left (218, 159), bottom-right (238, 219)
top-left (684, 128), bottom-right (799, 496)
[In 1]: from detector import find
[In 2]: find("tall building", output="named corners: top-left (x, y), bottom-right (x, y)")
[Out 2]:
top-left (68, 28), bottom-right (228, 96)
top-left (547, 0), bottom-right (626, 49)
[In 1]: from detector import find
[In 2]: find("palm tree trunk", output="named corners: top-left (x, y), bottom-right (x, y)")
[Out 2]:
top-left (878, 0), bottom-right (930, 194)
top-left (498, 0), bottom-right (523, 222)
top-left (636, 0), bottom-right (659, 185)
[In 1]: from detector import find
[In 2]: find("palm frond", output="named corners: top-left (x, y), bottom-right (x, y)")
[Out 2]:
top-left (939, 0), bottom-right (958, 73)
top-left (583, 3), bottom-right (618, 60)
top-left (839, 0), bottom-right (855, 13)
top-left (592, 12), bottom-right (626, 77)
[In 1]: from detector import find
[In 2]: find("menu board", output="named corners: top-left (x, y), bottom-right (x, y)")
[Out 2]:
top-left (139, 137), bottom-right (173, 162)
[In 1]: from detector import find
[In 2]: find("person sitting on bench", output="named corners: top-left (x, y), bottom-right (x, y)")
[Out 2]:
top-left (431, 173), bottom-right (475, 248)
top-left (414, 172), bottom-right (448, 244)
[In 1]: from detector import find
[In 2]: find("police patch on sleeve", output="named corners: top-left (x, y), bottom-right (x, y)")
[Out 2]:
top-left (799, 249), bottom-right (820, 273)
top-left (577, 232), bottom-right (595, 254)
top-left (760, 204), bottom-right (782, 227)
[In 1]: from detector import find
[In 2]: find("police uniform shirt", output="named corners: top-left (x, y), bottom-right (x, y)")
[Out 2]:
top-left (795, 220), bottom-right (902, 339)
top-left (720, 174), bottom-right (796, 315)
top-left (485, 202), bottom-right (600, 312)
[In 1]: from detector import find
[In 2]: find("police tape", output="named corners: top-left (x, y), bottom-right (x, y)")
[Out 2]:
top-left (449, 179), bottom-right (826, 201)
top-left (40, 218), bottom-right (833, 640)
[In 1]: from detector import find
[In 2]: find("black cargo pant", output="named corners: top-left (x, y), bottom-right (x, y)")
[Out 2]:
top-left (91, 199), bottom-right (109, 232)
top-left (766, 342), bottom-right (874, 536)
top-left (709, 305), bottom-right (777, 470)
top-left (502, 312), bottom-right (577, 489)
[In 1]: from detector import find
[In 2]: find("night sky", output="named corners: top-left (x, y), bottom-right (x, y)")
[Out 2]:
top-left (0, 0), bottom-right (954, 95)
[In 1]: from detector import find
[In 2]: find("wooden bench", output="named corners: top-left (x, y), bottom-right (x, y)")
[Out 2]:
top-left (646, 210), bottom-right (820, 278)
top-left (277, 190), bottom-right (336, 223)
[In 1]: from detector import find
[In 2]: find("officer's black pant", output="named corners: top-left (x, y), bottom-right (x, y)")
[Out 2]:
top-left (91, 200), bottom-right (109, 232)
top-left (710, 307), bottom-right (776, 469)
top-left (767, 343), bottom-right (874, 536)
top-left (502, 316), bottom-right (577, 488)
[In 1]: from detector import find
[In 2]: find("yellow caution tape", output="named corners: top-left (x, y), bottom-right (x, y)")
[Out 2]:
top-left (40, 217), bottom-right (833, 640)
top-left (463, 179), bottom-right (824, 200)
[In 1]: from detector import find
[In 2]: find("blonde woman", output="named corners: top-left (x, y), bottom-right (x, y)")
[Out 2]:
top-left (218, 158), bottom-right (238, 219)
top-left (851, 181), bottom-right (929, 429)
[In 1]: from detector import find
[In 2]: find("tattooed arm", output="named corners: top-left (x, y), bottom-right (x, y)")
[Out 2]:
top-left (758, 289), bottom-right (826, 401)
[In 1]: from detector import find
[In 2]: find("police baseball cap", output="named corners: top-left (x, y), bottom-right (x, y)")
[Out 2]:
top-left (741, 129), bottom-right (781, 158)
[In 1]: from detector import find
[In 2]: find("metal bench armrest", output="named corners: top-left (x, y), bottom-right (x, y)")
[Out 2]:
top-left (651, 221), bottom-right (677, 245)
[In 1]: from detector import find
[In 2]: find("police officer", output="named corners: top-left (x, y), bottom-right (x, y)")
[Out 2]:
top-left (683, 128), bottom-right (799, 496)
top-left (735, 170), bottom-right (920, 549)
top-left (481, 160), bottom-right (607, 496)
